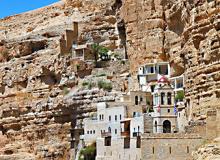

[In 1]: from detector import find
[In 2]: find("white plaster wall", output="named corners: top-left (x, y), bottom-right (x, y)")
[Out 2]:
top-left (84, 103), bottom-right (126, 144)
top-left (130, 116), bottom-right (144, 137)
top-left (139, 76), bottom-right (146, 85)
top-left (96, 138), bottom-right (141, 160)
top-left (177, 109), bottom-right (187, 132)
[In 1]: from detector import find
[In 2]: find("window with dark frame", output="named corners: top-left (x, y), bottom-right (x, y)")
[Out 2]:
top-left (104, 137), bottom-right (111, 146)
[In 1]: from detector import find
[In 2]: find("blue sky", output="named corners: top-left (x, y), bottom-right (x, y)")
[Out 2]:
top-left (0, 0), bottom-right (59, 19)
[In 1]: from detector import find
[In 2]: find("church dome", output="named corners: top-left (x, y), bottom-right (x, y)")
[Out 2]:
top-left (158, 76), bottom-right (169, 83)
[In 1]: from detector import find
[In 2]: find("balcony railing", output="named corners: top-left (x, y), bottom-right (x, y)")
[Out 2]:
top-left (133, 132), bottom-right (141, 137)
top-left (121, 131), bottom-right (130, 137)
top-left (101, 132), bottom-right (111, 138)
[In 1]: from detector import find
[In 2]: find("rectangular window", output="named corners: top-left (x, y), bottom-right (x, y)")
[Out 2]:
top-left (105, 137), bottom-right (111, 146)
top-left (169, 147), bottom-right (172, 154)
top-left (109, 116), bottom-right (111, 121)
top-left (140, 97), bottom-right (143, 101)
top-left (151, 85), bottom-right (155, 92)
top-left (115, 115), bottom-right (117, 121)
top-left (136, 136), bottom-right (141, 148)
top-left (168, 109), bottom-right (170, 113)
top-left (152, 147), bottom-right (154, 154)
top-left (115, 129), bottom-right (117, 134)
top-left (151, 66), bottom-right (154, 73)
top-left (120, 114), bottom-right (122, 120)
top-left (124, 137), bottom-right (130, 149)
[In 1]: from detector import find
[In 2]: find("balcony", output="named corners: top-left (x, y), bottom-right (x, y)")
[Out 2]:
top-left (101, 132), bottom-right (111, 138)
top-left (133, 132), bottom-right (141, 137)
top-left (121, 131), bottom-right (130, 137)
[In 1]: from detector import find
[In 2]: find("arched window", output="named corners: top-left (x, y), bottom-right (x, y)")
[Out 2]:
top-left (154, 121), bottom-right (157, 133)
top-left (135, 96), bottom-right (138, 105)
top-left (167, 92), bottom-right (172, 105)
top-left (161, 92), bottom-right (165, 105)
top-left (163, 120), bottom-right (171, 133)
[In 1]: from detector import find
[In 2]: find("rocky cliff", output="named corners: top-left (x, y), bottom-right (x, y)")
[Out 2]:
top-left (120, 0), bottom-right (220, 116)
top-left (0, 0), bottom-right (126, 159)
top-left (0, 0), bottom-right (220, 159)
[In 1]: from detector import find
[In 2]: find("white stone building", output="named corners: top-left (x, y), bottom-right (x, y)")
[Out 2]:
top-left (138, 62), bottom-right (170, 92)
top-left (152, 76), bottom-right (178, 133)
top-left (96, 113), bottom-right (148, 160)
top-left (170, 74), bottom-right (184, 93)
top-left (83, 102), bottom-right (126, 145)
top-left (83, 100), bottom-right (150, 160)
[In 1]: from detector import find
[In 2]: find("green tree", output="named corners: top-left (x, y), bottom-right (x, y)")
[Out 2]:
top-left (91, 43), bottom-right (100, 67)
top-left (175, 90), bottom-right (184, 102)
top-left (99, 47), bottom-right (109, 61)
top-left (90, 43), bottom-right (109, 67)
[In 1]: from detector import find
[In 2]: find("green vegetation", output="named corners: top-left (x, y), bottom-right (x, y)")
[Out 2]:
top-left (88, 82), bottom-right (94, 89)
top-left (82, 81), bottom-right (95, 89)
top-left (76, 64), bottom-right (80, 70)
top-left (175, 90), bottom-right (184, 102)
top-left (79, 144), bottom-right (96, 160)
top-left (113, 52), bottom-right (120, 59)
top-left (96, 73), bottom-right (106, 77)
top-left (82, 81), bottom-right (89, 86)
top-left (120, 60), bottom-right (126, 65)
top-left (63, 87), bottom-right (69, 95)
top-left (91, 43), bottom-right (109, 67)
top-left (98, 80), bottom-right (112, 91)
top-left (146, 99), bottom-right (151, 105)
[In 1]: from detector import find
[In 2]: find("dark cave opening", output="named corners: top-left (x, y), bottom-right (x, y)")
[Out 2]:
top-left (117, 20), bottom-right (128, 59)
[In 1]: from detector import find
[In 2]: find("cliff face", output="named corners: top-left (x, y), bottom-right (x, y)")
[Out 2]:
top-left (0, 0), bottom-right (123, 159)
top-left (0, 0), bottom-right (220, 159)
top-left (120, 0), bottom-right (220, 116)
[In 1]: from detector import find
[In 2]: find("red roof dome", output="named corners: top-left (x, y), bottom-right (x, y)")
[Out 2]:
top-left (158, 76), bottom-right (169, 83)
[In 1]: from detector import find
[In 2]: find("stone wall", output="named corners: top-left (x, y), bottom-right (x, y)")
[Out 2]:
top-left (141, 133), bottom-right (203, 160)
top-left (96, 137), bottom-right (141, 160)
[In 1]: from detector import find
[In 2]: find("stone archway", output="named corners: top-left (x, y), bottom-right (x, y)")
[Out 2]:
top-left (163, 120), bottom-right (171, 133)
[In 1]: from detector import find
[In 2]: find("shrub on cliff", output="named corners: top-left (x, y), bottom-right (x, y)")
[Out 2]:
top-left (98, 80), bottom-right (112, 91)
top-left (175, 90), bottom-right (184, 102)
top-left (90, 43), bottom-right (109, 67)
top-left (79, 143), bottom-right (96, 160)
